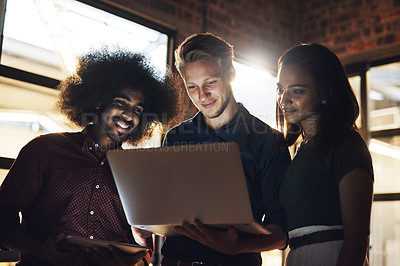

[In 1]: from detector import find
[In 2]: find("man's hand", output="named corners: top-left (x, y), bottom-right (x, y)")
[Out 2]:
top-left (84, 245), bottom-right (147, 266)
top-left (41, 234), bottom-right (87, 266)
top-left (175, 219), bottom-right (239, 255)
top-left (131, 226), bottom-right (153, 247)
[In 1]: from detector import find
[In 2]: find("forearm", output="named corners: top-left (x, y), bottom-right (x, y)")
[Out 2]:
top-left (233, 224), bottom-right (287, 254)
top-left (338, 169), bottom-right (373, 266)
top-left (336, 235), bottom-right (370, 266)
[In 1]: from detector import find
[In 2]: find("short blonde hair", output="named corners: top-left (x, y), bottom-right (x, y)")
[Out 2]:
top-left (174, 32), bottom-right (234, 79)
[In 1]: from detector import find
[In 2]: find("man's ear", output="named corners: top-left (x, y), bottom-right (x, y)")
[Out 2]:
top-left (229, 65), bottom-right (236, 82)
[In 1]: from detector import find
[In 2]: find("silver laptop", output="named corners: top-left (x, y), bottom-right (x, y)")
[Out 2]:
top-left (107, 142), bottom-right (271, 236)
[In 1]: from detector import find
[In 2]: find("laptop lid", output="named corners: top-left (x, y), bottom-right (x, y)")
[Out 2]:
top-left (107, 142), bottom-right (270, 236)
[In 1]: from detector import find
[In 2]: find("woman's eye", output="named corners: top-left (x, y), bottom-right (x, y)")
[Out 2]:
top-left (277, 86), bottom-right (284, 94)
top-left (187, 85), bottom-right (196, 90)
top-left (206, 80), bottom-right (217, 85)
top-left (292, 89), bottom-right (304, 94)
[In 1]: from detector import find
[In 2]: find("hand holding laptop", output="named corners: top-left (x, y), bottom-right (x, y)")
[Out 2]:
top-left (131, 226), bottom-right (153, 246)
top-left (175, 219), bottom-right (240, 255)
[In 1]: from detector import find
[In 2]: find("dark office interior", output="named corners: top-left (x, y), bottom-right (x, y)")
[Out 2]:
top-left (1, 0), bottom-right (400, 265)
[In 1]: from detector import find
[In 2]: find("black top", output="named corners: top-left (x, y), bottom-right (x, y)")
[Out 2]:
top-left (161, 104), bottom-right (290, 265)
top-left (279, 130), bottom-right (374, 232)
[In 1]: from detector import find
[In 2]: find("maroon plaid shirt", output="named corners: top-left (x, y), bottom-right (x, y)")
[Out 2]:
top-left (0, 128), bottom-right (152, 265)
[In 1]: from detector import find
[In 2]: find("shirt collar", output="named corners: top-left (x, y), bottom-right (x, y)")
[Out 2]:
top-left (81, 126), bottom-right (123, 152)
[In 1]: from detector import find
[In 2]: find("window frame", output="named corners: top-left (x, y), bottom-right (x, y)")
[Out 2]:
top-left (345, 57), bottom-right (400, 201)
top-left (0, 0), bottom-right (176, 89)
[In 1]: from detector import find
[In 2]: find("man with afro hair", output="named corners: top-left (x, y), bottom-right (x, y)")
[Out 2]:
top-left (0, 47), bottom-right (182, 266)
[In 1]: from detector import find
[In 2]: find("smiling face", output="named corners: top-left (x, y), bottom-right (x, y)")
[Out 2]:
top-left (181, 59), bottom-right (237, 124)
top-left (95, 89), bottom-right (144, 148)
top-left (277, 64), bottom-right (322, 131)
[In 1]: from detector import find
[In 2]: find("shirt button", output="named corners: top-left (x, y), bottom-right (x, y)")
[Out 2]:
top-left (95, 143), bottom-right (99, 147)
top-left (100, 162), bottom-right (104, 165)
top-left (95, 185), bottom-right (100, 189)
top-left (89, 236), bottom-right (94, 239)
top-left (90, 210), bottom-right (94, 215)
top-left (89, 147), bottom-right (92, 150)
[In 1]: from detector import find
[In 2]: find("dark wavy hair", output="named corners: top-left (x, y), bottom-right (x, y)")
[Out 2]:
top-left (57, 47), bottom-right (183, 144)
top-left (276, 43), bottom-right (359, 153)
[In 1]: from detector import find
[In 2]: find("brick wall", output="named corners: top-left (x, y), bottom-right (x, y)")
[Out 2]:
top-left (297, 0), bottom-right (400, 64)
top-left (102, 0), bottom-right (297, 71)
top-left (103, 0), bottom-right (400, 69)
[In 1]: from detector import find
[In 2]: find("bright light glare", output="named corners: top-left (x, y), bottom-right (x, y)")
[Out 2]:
top-left (107, 17), bottom-right (160, 41)
top-left (38, 116), bottom-right (65, 132)
top-left (369, 90), bottom-right (384, 101)
top-left (3, 0), bottom-right (55, 50)
top-left (0, 112), bottom-right (39, 123)
top-left (2, 0), bottom-right (169, 78)
top-left (232, 61), bottom-right (277, 128)
top-left (65, 0), bottom-right (107, 22)
top-left (369, 139), bottom-right (400, 160)
top-left (0, 111), bottom-right (65, 132)
top-left (150, 44), bottom-right (168, 76)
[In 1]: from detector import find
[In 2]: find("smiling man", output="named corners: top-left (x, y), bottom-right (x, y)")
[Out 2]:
top-left (0, 48), bottom-right (181, 266)
top-left (158, 33), bottom-right (291, 266)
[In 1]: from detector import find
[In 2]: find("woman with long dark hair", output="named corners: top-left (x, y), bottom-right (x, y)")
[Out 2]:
top-left (276, 43), bottom-right (373, 265)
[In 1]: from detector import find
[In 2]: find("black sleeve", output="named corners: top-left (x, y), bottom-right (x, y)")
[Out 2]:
top-left (333, 131), bottom-right (374, 184)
